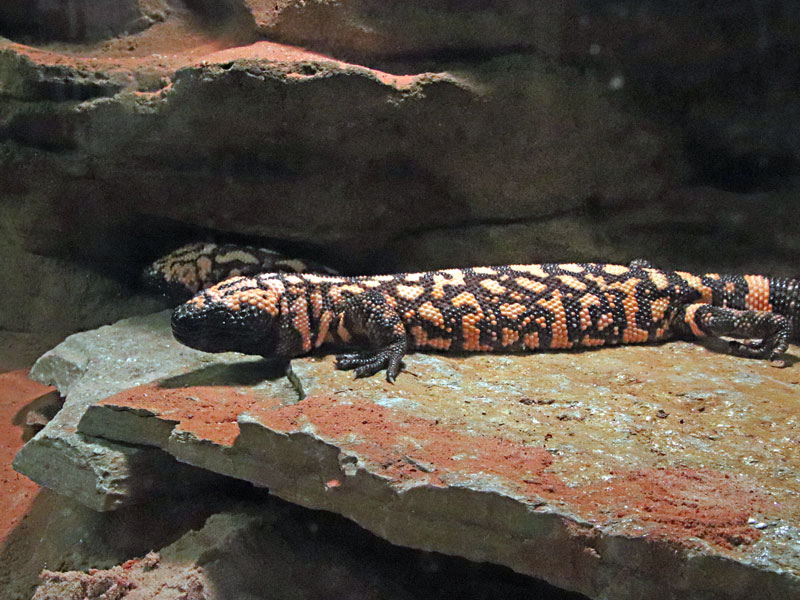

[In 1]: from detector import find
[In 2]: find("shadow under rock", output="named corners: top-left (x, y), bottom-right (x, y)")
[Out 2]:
top-left (201, 491), bottom-right (591, 600)
top-left (158, 358), bottom-right (288, 388)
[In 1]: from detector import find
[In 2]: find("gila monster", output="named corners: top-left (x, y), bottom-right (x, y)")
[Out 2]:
top-left (171, 261), bottom-right (799, 381)
top-left (142, 242), bottom-right (337, 303)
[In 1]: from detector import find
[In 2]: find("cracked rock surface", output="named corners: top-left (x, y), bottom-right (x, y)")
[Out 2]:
top-left (18, 310), bottom-right (800, 600)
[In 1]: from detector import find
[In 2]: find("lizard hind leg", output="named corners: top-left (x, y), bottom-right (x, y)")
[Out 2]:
top-left (676, 302), bottom-right (791, 362)
top-left (333, 290), bottom-right (408, 382)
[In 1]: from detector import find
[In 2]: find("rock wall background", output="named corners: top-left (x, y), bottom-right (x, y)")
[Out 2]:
top-left (1, 0), bottom-right (799, 364)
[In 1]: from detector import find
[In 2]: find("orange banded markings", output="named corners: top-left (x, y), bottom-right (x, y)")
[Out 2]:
top-left (683, 303), bottom-right (706, 337)
top-left (523, 331), bottom-right (540, 349)
top-left (501, 328), bottom-right (520, 347)
top-left (196, 256), bottom-right (213, 281)
top-left (480, 279), bottom-right (507, 295)
top-left (360, 279), bottom-right (382, 288)
top-left (473, 267), bottom-right (497, 275)
top-left (283, 274), bottom-right (304, 285)
top-left (308, 288), bottom-right (324, 315)
top-left (620, 288), bottom-right (649, 343)
top-left (557, 274), bottom-right (587, 291)
top-left (499, 302), bottom-right (526, 320)
top-left (452, 291), bottom-right (482, 311)
top-left (461, 313), bottom-right (484, 351)
top-left (336, 319), bottom-right (352, 343)
top-left (676, 272), bottom-right (713, 303)
top-left (536, 291), bottom-right (571, 348)
top-left (559, 263), bottom-right (585, 273)
top-left (744, 275), bottom-right (772, 311)
top-left (410, 326), bottom-right (452, 350)
top-left (648, 270), bottom-right (669, 290)
top-left (579, 294), bottom-right (601, 330)
top-left (396, 284), bottom-right (425, 301)
top-left (404, 272), bottom-right (424, 282)
top-left (418, 301), bottom-right (445, 328)
top-left (585, 273), bottom-right (608, 287)
top-left (604, 264), bottom-right (630, 276)
top-left (316, 311), bottom-right (333, 347)
top-left (511, 264), bottom-right (549, 279)
top-left (596, 313), bottom-right (614, 331)
top-left (214, 249), bottom-right (260, 264)
top-left (609, 276), bottom-right (641, 296)
top-left (329, 284), bottom-right (365, 304)
top-left (371, 275), bottom-right (397, 282)
top-left (606, 278), bottom-right (649, 342)
top-left (432, 270), bottom-right (466, 300)
top-left (724, 282), bottom-right (736, 294)
top-left (705, 273), bottom-right (721, 280)
top-left (650, 297), bottom-right (670, 323)
top-left (290, 295), bottom-right (312, 352)
top-left (515, 277), bottom-right (548, 293)
top-left (303, 274), bottom-right (346, 284)
top-left (581, 335), bottom-right (606, 347)
top-left (235, 288), bottom-right (280, 316)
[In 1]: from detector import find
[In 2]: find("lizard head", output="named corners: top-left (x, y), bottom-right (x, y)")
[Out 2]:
top-left (171, 275), bottom-right (283, 357)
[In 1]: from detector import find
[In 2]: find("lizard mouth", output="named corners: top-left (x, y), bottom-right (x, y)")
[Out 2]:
top-left (170, 303), bottom-right (275, 356)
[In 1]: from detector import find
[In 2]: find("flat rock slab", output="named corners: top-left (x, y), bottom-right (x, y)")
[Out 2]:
top-left (21, 311), bottom-right (800, 600)
top-left (15, 312), bottom-right (250, 511)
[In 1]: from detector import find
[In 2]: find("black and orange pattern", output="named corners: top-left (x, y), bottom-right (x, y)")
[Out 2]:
top-left (171, 262), bottom-right (799, 381)
top-left (142, 242), bottom-right (337, 303)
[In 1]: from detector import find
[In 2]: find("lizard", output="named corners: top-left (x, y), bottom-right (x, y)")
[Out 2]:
top-left (170, 261), bottom-right (799, 382)
top-left (142, 242), bottom-right (338, 304)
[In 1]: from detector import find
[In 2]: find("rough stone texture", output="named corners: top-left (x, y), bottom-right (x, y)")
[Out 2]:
top-left (0, 32), bottom-right (674, 266)
top-left (14, 492), bottom-right (585, 600)
top-left (19, 310), bottom-right (800, 600)
top-left (249, 0), bottom-right (565, 61)
top-left (0, 0), bottom-right (168, 42)
top-left (0, 371), bottom-right (52, 544)
top-left (3, 380), bottom-right (579, 600)
top-left (15, 312), bottom-right (241, 511)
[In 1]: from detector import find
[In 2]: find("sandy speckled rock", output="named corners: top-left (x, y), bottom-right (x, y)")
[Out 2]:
top-left (18, 310), bottom-right (800, 600)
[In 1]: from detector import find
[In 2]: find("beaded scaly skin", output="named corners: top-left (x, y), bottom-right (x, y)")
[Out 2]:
top-left (142, 242), bottom-right (337, 303)
top-left (171, 261), bottom-right (799, 381)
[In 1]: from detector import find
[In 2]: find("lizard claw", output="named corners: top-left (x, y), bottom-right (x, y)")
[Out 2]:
top-left (335, 342), bottom-right (405, 382)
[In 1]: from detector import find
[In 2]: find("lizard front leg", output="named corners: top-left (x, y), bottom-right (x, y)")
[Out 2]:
top-left (333, 290), bottom-right (408, 381)
top-left (675, 303), bottom-right (791, 362)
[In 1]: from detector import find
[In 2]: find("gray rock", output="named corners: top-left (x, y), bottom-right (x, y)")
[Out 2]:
top-left (19, 310), bottom-right (800, 599)
top-left (16, 311), bottom-right (243, 511)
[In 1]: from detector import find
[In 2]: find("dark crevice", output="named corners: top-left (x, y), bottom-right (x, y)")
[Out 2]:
top-left (0, 0), bottom-right (150, 43)
top-left (280, 43), bottom-right (552, 75)
top-left (28, 76), bottom-right (123, 102)
top-left (86, 214), bottom-right (342, 291)
top-left (686, 137), bottom-right (799, 193)
top-left (0, 113), bottom-right (79, 151)
top-left (393, 203), bottom-right (583, 239)
top-left (138, 151), bottom-right (301, 182)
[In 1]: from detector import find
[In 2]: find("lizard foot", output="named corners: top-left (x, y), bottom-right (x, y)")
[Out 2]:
top-left (335, 342), bottom-right (405, 382)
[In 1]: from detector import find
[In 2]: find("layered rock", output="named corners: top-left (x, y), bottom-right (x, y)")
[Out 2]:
top-left (16, 311), bottom-right (800, 599)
